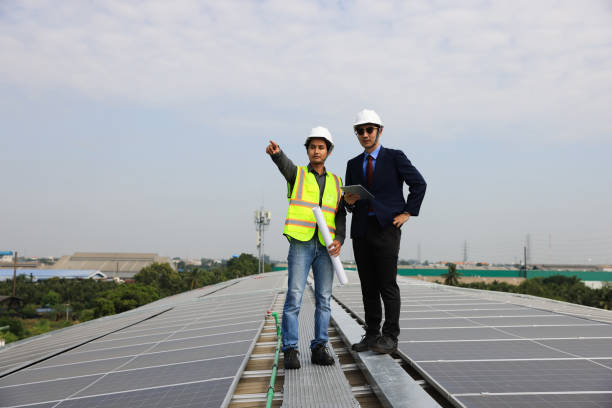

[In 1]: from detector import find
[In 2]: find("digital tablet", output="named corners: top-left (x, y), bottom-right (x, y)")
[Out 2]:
top-left (341, 184), bottom-right (375, 200)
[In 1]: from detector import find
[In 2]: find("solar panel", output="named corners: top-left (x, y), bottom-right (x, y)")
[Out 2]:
top-left (0, 274), bottom-right (284, 408)
top-left (457, 393), bottom-right (612, 408)
top-left (56, 378), bottom-right (235, 408)
top-left (501, 324), bottom-right (612, 338)
top-left (400, 327), bottom-right (516, 341)
top-left (1, 375), bottom-right (103, 407)
top-left (333, 274), bottom-right (612, 408)
top-left (401, 339), bottom-right (570, 361)
top-left (539, 338), bottom-right (612, 356)
top-left (417, 360), bottom-right (612, 394)
top-left (72, 357), bottom-right (244, 397)
top-left (593, 359), bottom-right (612, 369)
top-left (0, 306), bottom-right (171, 377)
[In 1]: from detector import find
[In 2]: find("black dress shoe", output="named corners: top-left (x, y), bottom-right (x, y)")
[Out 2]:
top-left (351, 332), bottom-right (380, 352)
top-left (370, 335), bottom-right (398, 354)
top-left (284, 348), bottom-right (301, 369)
top-left (311, 344), bottom-right (335, 365)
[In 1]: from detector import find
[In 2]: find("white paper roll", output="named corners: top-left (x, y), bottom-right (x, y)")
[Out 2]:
top-left (312, 206), bottom-right (348, 285)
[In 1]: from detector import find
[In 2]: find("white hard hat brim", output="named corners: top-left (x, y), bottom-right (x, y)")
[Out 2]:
top-left (306, 126), bottom-right (334, 148)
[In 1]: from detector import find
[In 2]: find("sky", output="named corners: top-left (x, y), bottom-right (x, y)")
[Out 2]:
top-left (1, 0), bottom-right (611, 265)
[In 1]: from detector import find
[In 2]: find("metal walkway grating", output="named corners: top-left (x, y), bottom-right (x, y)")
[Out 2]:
top-left (281, 285), bottom-right (360, 408)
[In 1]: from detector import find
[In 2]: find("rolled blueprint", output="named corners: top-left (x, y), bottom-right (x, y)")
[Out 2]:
top-left (312, 206), bottom-right (348, 285)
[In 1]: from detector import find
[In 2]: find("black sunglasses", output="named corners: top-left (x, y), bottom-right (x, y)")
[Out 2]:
top-left (355, 126), bottom-right (378, 136)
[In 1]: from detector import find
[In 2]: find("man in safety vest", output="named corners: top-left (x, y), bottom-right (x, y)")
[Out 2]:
top-left (266, 127), bottom-right (346, 369)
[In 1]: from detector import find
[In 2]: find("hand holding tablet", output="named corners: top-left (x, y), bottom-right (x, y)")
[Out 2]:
top-left (341, 184), bottom-right (375, 201)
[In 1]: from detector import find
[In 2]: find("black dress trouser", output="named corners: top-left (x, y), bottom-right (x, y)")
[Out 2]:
top-left (352, 215), bottom-right (402, 340)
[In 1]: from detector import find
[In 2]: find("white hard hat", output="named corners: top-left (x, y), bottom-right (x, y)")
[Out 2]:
top-left (305, 126), bottom-right (334, 153)
top-left (353, 109), bottom-right (383, 127)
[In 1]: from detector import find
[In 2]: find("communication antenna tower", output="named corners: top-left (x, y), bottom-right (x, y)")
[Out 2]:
top-left (526, 233), bottom-right (531, 264)
top-left (254, 208), bottom-right (271, 274)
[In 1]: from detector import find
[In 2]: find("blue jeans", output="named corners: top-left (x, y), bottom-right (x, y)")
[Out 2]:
top-left (281, 236), bottom-right (334, 352)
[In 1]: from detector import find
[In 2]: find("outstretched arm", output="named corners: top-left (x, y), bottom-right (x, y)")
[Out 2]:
top-left (266, 140), bottom-right (297, 186)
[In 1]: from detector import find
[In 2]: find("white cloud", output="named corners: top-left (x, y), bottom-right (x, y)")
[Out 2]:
top-left (1, 0), bottom-right (610, 142)
top-left (1, 1), bottom-right (612, 262)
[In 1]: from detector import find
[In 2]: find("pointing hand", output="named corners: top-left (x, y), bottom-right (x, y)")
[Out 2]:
top-left (266, 140), bottom-right (281, 155)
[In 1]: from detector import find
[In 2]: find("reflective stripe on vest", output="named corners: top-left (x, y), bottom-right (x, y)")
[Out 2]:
top-left (332, 173), bottom-right (341, 207)
top-left (283, 166), bottom-right (341, 244)
top-left (289, 198), bottom-right (336, 215)
top-left (285, 219), bottom-right (336, 234)
top-left (284, 219), bottom-right (316, 229)
top-left (296, 167), bottom-right (305, 200)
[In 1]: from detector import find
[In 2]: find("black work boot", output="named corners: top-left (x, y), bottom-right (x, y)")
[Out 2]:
top-left (283, 348), bottom-right (301, 369)
top-left (370, 335), bottom-right (398, 354)
top-left (311, 344), bottom-right (335, 365)
top-left (351, 332), bottom-right (380, 352)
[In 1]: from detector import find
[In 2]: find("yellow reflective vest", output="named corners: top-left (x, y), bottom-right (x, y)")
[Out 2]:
top-left (283, 166), bottom-right (343, 245)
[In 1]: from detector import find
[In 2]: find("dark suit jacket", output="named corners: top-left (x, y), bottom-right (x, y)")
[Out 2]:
top-left (345, 146), bottom-right (426, 239)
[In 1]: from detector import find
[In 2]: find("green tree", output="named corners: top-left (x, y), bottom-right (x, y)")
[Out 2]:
top-left (442, 263), bottom-right (461, 286)
top-left (135, 263), bottom-right (182, 297)
top-left (21, 304), bottom-right (39, 318)
top-left (79, 309), bottom-right (95, 322)
top-left (184, 268), bottom-right (202, 290)
top-left (0, 317), bottom-right (24, 337)
top-left (42, 290), bottom-right (61, 307)
top-left (100, 284), bottom-right (159, 314)
top-left (94, 298), bottom-right (116, 317)
top-left (459, 275), bottom-right (612, 310)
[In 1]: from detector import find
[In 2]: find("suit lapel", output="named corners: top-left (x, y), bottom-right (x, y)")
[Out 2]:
top-left (353, 154), bottom-right (366, 185)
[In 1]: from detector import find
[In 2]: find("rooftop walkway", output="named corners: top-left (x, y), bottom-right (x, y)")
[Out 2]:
top-left (281, 289), bottom-right (360, 408)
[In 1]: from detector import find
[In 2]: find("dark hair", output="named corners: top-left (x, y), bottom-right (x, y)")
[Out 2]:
top-left (304, 137), bottom-right (331, 151)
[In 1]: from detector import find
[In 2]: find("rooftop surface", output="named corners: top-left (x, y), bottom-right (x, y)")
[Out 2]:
top-left (0, 270), bottom-right (610, 407)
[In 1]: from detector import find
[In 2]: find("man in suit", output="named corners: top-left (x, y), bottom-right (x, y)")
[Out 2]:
top-left (344, 109), bottom-right (426, 354)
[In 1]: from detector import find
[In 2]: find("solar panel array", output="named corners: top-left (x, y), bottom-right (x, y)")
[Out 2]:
top-left (0, 274), bottom-right (285, 408)
top-left (334, 274), bottom-right (612, 408)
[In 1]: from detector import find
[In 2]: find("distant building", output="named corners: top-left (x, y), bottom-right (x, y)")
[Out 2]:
top-left (0, 260), bottom-right (38, 269)
top-left (534, 264), bottom-right (605, 271)
top-left (0, 269), bottom-right (106, 281)
top-left (51, 252), bottom-right (172, 279)
top-left (0, 295), bottom-right (22, 310)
